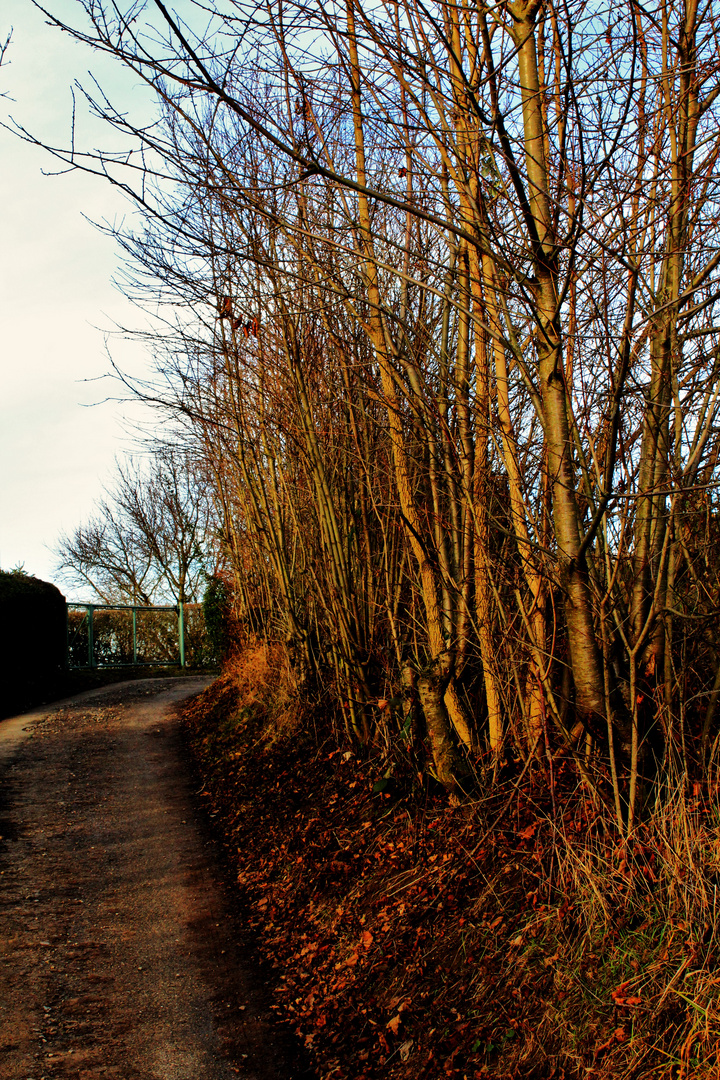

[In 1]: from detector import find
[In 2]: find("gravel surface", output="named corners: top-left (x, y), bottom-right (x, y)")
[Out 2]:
top-left (0, 678), bottom-right (296, 1080)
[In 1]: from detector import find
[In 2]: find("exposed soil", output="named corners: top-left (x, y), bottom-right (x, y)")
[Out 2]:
top-left (0, 678), bottom-right (307, 1080)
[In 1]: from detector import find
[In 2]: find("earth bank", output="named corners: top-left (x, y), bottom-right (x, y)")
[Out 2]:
top-left (179, 648), bottom-right (720, 1080)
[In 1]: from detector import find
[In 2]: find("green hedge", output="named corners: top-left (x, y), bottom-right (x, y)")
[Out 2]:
top-left (0, 571), bottom-right (67, 717)
top-left (202, 574), bottom-right (231, 663)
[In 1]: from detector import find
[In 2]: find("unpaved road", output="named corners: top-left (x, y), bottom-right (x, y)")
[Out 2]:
top-left (0, 679), bottom-right (300, 1080)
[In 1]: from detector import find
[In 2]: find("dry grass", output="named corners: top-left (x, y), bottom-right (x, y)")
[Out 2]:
top-left (513, 779), bottom-right (720, 1079)
top-left (212, 639), bottom-right (308, 741)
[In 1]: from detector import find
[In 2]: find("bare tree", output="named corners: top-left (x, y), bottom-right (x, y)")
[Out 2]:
top-left (56, 449), bottom-right (215, 604)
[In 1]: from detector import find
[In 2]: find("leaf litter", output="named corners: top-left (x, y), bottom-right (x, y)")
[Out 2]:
top-left (179, 659), bottom-right (720, 1080)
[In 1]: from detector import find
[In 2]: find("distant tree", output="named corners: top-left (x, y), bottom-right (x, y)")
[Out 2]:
top-left (55, 449), bottom-right (215, 605)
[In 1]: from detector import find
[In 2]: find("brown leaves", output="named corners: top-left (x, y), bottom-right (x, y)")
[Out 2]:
top-left (387, 998), bottom-right (411, 1035)
top-left (387, 1013), bottom-right (402, 1035)
top-left (294, 95), bottom-right (312, 121)
top-left (398, 1038), bottom-right (413, 1061)
top-left (229, 316), bottom-right (259, 337)
top-left (611, 981), bottom-right (642, 1007)
top-left (594, 1025), bottom-right (627, 1057)
top-left (181, 675), bottom-right (677, 1080)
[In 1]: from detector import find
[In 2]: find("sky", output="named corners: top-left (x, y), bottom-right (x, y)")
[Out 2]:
top-left (0, 0), bottom-right (160, 597)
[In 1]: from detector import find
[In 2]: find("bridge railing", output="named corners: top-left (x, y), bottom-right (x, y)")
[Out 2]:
top-left (66, 602), bottom-right (208, 669)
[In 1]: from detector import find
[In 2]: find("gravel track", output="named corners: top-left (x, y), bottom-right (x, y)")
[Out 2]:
top-left (0, 679), bottom-right (295, 1080)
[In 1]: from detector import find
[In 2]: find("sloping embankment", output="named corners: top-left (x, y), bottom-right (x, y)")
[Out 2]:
top-left (180, 650), bottom-right (720, 1080)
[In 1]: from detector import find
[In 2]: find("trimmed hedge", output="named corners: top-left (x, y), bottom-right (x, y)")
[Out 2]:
top-left (0, 571), bottom-right (67, 717)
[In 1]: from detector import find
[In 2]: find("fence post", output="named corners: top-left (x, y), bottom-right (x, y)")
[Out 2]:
top-left (178, 602), bottom-right (185, 668)
top-left (88, 605), bottom-right (95, 668)
top-left (132, 608), bottom-right (138, 664)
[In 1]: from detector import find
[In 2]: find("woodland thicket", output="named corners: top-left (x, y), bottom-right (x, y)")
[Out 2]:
top-left (25, 0), bottom-right (720, 823)
top-left (18, 2), bottom-right (720, 1071)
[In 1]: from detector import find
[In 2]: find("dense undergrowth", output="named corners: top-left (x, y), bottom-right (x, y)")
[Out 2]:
top-left (180, 647), bottom-right (720, 1080)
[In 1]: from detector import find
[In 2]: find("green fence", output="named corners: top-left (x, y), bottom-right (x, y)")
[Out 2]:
top-left (66, 602), bottom-right (208, 669)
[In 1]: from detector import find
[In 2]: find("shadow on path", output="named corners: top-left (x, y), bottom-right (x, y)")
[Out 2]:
top-left (0, 679), bottom-right (310, 1079)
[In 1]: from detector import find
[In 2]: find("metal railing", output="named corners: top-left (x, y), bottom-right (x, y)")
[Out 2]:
top-left (66, 602), bottom-right (192, 669)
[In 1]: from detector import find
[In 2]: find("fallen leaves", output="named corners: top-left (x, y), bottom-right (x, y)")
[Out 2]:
top-left (387, 1014), bottom-right (402, 1035)
top-left (594, 1025), bottom-right (628, 1057)
top-left (398, 1038), bottom-right (413, 1061)
top-left (611, 981), bottom-right (643, 1008)
top-left (387, 999), bottom-right (411, 1034)
top-left (178, 670), bottom-right (703, 1080)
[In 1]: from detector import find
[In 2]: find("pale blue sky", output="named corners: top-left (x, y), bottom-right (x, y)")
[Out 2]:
top-left (0, 0), bottom-right (158, 595)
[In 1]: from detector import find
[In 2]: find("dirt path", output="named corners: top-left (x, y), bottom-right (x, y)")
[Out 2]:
top-left (0, 679), bottom-right (300, 1080)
